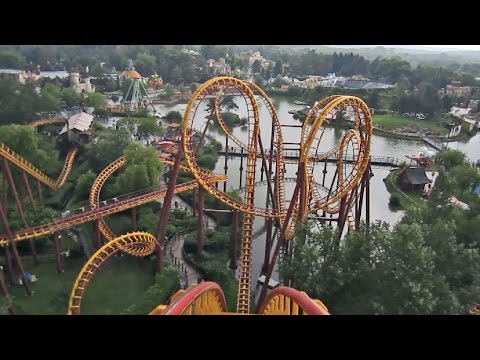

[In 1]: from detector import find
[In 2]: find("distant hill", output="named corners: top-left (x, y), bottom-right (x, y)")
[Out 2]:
top-left (272, 45), bottom-right (480, 67)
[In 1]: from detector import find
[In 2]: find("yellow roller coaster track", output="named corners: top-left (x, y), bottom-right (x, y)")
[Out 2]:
top-left (68, 232), bottom-right (158, 315)
top-left (90, 154), bottom-right (229, 242)
top-left (309, 128), bottom-right (362, 214)
top-left (149, 281), bottom-right (329, 315)
top-left (0, 143), bottom-right (77, 190)
top-left (301, 96), bottom-right (372, 217)
top-left (3, 80), bottom-right (374, 315)
top-left (89, 154), bottom-right (199, 242)
top-left (247, 81), bottom-right (287, 227)
top-left (0, 118), bottom-right (77, 190)
top-left (183, 78), bottom-right (284, 219)
top-left (189, 78), bottom-right (263, 313)
top-left (0, 173), bottom-right (226, 245)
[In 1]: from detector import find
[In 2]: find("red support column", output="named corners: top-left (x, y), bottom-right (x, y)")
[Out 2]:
top-left (37, 180), bottom-right (44, 206)
top-left (155, 146), bottom-right (183, 274)
top-left (256, 179), bottom-right (302, 312)
top-left (4, 247), bottom-right (15, 286)
top-left (192, 188), bottom-right (196, 216)
top-left (196, 186), bottom-right (205, 254)
top-left (366, 163), bottom-right (371, 235)
top-left (53, 233), bottom-right (64, 274)
top-left (337, 196), bottom-right (347, 238)
top-left (94, 220), bottom-right (102, 248)
top-left (262, 217), bottom-right (273, 274)
top-left (23, 171), bottom-right (39, 221)
top-left (3, 159), bottom-right (38, 265)
top-left (0, 202), bottom-right (32, 296)
top-left (131, 207), bottom-right (137, 231)
top-left (355, 172), bottom-right (367, 229)
top-left (229, 210), bottom-right (239, 269)
top-left (223, 136), bottom-right (229, 192)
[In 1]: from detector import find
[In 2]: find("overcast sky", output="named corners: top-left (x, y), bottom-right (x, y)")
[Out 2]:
top-left (328, 45), bottom-right (480, 51)
top-left (416, 45), bottom-right (480, 51)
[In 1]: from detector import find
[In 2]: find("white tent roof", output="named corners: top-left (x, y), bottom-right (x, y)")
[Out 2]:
top-left (60, 112), bottom-right (94, 134)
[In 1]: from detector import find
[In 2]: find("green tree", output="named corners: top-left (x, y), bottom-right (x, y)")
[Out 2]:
top-left (137, 117), bottom-right (163, 139)
top-left (282, 220), bottom-right (480, 315)
top-left (135, 52), bottom-right (157, 76)
top-left (61, 88), bottom-right (81, 109)
top-left (200, 45), bottom-right (229, 60)
top-left (164, 84), bottom-right (175, 99)
top-left (137, 206), bottom-right (158, 234)
top-left (170, 66), bottom-right (183, 85)
top-left (252, 60), bottom-right (262, 74)
top-left (85, 128), bottom-right (132, 172)
top-left (253, 73), bottom-right (264, 88)
top-left (0, 50), bottom-right (25, 68)
top-left (220, 96), bottom-right (238, 112)
top-left (163, 110), bottom-right (182, 123)
top-left (197, 153), bottom-right (217, 171)
top-left (89, 64), bottom-right (105, 77)
top-left (273, 59), bottom-right (283, 77)
top-left (39, 83), bottom-right (62, 113)
top-left (264, 63), bottom-right (273, 79)
top-left (0, 124), bottom-right (61, 175)
top-left (0, 80), bottom-right (40, 124)
top-left (75, 170), bottom-right (97, 198)
top-left (85, 92), bottom-right (106, 109)
top-left (436, 149), bottom-right (467, 170)
top-left (114, 142), bottom-right (163, 195)
top-left (272, 74), bottom-right (283, 88)
top-left (121, 268), bottom-right (179, 314)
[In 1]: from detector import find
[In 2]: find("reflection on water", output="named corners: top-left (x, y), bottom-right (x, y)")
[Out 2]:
top-left (155, 97), bottom-right (480, 284)
top-left (446, 133), bottom-right (480, 163)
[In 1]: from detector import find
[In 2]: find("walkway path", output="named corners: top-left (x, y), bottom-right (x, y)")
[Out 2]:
top-left (160, 174), bottom-right (217, 287)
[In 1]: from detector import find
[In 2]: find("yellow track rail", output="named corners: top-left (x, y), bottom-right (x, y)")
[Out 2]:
top-left (156, 282), bottom-right (228, 315)
top-left (183, 77), bottom-right (266, 313)
top-left (68, 232), bottom-right (157, 315)
top-left (0, 118), bottom-right (76, 190)
top-left (301, 96), bottom-right (372, 217)
top-left (0, 142), bottom-right (77, 190)
top-left (183, 78), bottom-right (284, 219)
top-left (0, 174), bottom-right (226, 245)
top-left (89, 155), bottom-right (222, 242)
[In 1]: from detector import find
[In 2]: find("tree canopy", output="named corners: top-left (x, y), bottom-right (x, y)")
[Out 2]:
top-left (282, 153), bottom-right (480, 314)
top-left (137, 117), bottom-right (163, 139)
top-left (113, 142), bottom-right (163, 195)
top-left (282, 219), bottom-right (480, 315)
top-left (85, 127), bottom-right (132, 172)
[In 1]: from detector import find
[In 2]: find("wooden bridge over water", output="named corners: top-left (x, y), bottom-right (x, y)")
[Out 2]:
top-left (217, 147), bottom-right (406, 168)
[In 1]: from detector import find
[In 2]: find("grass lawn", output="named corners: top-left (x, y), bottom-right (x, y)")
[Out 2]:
top-left (105, 213), bottom-right (134, 235)
top-left (81, 256), bottom-right (154, 315)
top-left (9, 255), bottom-right (154, 315)
top-left (373, 114), bottom-right (448, 135)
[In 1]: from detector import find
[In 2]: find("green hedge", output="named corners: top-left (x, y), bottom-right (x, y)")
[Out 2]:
top-left (121, 266), bottom-right (180, 314)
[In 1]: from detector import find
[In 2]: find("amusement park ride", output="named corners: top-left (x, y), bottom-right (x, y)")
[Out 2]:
top-left (0, 76), bottom-right (375, 315)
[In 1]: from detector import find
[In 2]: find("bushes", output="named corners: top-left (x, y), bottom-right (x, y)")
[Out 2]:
top-left (184, 251), bottom-right (238, 311)
top-left (184, 227), bottom-right (231, 254)
top-left (121, 266), bottom-right (180, 315)
top-left (45, 182), bottom-right (75, 210)
top-left (389, 194), bottom-right (401, 208)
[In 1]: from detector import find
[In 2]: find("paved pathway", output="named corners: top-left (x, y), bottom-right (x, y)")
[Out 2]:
top-left (160, 174), bottom-right (217, 287)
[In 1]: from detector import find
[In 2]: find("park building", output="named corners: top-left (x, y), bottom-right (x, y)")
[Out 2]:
top-left (69, 70), bottom-right (95, 94)
top-left (59, 112), bottom-right (94, 145)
